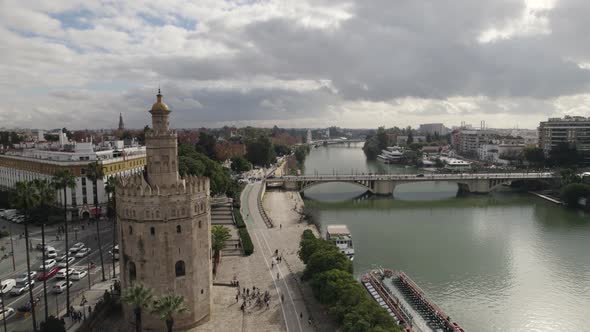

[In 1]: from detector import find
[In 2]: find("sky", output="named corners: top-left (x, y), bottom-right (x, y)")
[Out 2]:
top-left (1, 0), bottom-right (589, 130)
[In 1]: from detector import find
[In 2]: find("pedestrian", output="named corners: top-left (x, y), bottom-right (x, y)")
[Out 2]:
top-left (275, 249), bottom-right (278, 255)
top-left (237, 280), bottom-right (240, 288)
top-left (300, 312), bottom-right (303, 319)
top-left (246, 288), bottom-right (250, 296)
top-left (308, 318), bottom-right (312, 325)
top-left (276, 272), bottom-right (279, 280)
top-left (271, 261), bottom-right (274, 268)
top-left (281, 294), bottom-right (284, 302)
top-left (280, 224), bottom-right (282, 229)
top-left (236, 294), bottom-right (239, 302)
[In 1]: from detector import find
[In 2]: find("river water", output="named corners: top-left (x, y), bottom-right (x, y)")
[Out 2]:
top-left (302, 143), bottom-right (590, 332)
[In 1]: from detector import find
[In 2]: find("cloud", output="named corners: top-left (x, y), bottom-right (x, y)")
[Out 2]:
top-left (1, 0), bottom-right (590, 130)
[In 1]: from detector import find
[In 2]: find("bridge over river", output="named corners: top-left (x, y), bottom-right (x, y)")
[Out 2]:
top-left (266, 172), bottom-right (558, 195)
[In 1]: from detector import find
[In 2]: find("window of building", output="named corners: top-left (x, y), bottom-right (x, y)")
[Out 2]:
top-left (129, 226), bottom-right (133, 235)
top-left (175, 261), bottom-right (185, 277)
top-left (150, 227), bottom-right (155, 235)
top-left (128, 262), bottom-right (136, 282)
top-left (199, 220), bottom-right (202, 229)
top-left (176, 225), bottom-right (181, 233)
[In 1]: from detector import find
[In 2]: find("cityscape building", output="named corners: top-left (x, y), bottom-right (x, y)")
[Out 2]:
top-left (539, 116), bottom-right (590, 163)
top-left (419, 123), bottom-right (448, 136)
top-left (116, 91), bottom-right (212, 330)
top-left (0, 132), bottom-right (145, 219)
top-left (118, 113), bottom-right (125, 131)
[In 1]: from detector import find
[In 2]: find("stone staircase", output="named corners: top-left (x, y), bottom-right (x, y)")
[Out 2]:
top-left (222, 238), bottom-right (243, 256)
top-left (211, 198), bottom-right (243, 256)
top-left (211, 201), bottom-right (235, 226)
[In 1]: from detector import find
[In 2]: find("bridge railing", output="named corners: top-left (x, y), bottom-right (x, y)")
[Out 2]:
top-left (267, 172), bottom-right (556, 182)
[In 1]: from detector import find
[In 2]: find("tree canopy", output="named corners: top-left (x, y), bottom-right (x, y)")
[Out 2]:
top-left (230, 156), bottom-right (252, 173)
top-left (245, 135), bottom-right (275, 166)
top-left (196, 132), bottom-right (217, 160)
top-left (178, 144), bottom-right (234, 195)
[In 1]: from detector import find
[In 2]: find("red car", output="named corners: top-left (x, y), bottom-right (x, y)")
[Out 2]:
top-left (37, 266), bottom-right (58, 281)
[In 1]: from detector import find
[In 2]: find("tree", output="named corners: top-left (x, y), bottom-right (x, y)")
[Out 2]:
top-left (151, 294), bottom-right (188, 332)
top-left (294, 145), bottom-right (310, 166)
top-left (273, 144), bottom-right (291, 157)
top-left (33, 179), bottom-right (56, 322)
top-left (303, 245), bottom-right (353, 280)
top-left (561, 183), bottom-right (590, 208)
top-left (211, 225), bottom-right (231, 274)
top-left (523, 147), bottom-right (545, 166)
top-left (52, 169), bottom-right (76, 313)
top-left (87, 162), bottom-right (106, 281)
top-left (245, 135), bottom-right (275, 167)
top-left (196, 132), bottom-right (217, 160)
top-left (178, 144), bottom-right (233, 195)
top-left (406, 127), bottom-right (414, 144)
top-left (105, 176), bottom-right (117, 279)
top-left (122, 283), bottom-right (154, 332)
top-left (13, 181), bottom-right (40, 332)
top-left (39, 315), bottom-right (65, 332)
top-left (560, 168), bottom-right (581, 185)
top-left (230, 156), bottom-right (252, 173)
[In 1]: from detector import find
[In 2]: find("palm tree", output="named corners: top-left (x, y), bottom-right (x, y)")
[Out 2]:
top-left (13, 181), bottom-right (40, 332)
top-left (151, 294), bottom-right (187, 332)
top-left (52, 169), bottom-right (75, 314)
top-left (211, 225), bottom-right (231, 274)
top-left (86, 162), bottom-right (106, 281)
top-left (105, 176), bottom-right (117, 278)
top-left (122, 283), bottom-right (154, 332)
top-left (32, 179), bottom-right (56, 322)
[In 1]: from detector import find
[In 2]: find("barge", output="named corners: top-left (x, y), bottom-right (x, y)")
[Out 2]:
top-left (362, 269), bottom-right (465, 332)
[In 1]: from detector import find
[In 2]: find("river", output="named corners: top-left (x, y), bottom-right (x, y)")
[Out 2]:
top-left (302, 142), bottom-right (590, 332)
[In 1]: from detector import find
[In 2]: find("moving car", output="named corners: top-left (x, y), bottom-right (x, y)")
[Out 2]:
top-left (75, 247), bottom-right (91, 258)
top-left (46, 248), bottom-right (58, 259)
top-left (52, 281), bottom-right (72, 293)
top-left (57, 256), bottom-right (75, 268)
top-left (56, 268), bottom-right (75, 279)
top-left (15, 272), bottom-right (37, 284)
top-left (39, 259), bottom-right (56, 270)
top-left (38, 266), bottom-right (59, 281)
top-left (70, 270), bottom-right (88, 281)
top-left (10, 281), bottom-right (32, 296)
top-left (0, 307), bottom-right (14, 321)
top-left (1, 280), bottom-right (16, 294)
top-left (56, 254), bottom-right (68, 262)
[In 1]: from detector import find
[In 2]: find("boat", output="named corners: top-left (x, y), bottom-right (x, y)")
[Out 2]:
top-left (325, 225), bottom-right (354, 260)
top-left (361, 268), bottom-right (465, 332)
top-left (377, 146), bottom-right (405, 164)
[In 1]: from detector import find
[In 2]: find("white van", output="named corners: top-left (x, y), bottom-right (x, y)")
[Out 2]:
top-left (52, 280), bottom-right (72, 293)
top-left (1, 280), bottom-right (16, 294)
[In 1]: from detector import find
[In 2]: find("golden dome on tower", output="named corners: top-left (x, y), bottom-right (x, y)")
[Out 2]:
top-left (150, 89), bottom-right (169, 112)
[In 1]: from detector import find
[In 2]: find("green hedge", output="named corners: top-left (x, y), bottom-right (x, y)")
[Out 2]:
top-left (233, 207), bottom-right (253, 255)
top-left (298, 231), bottom-right (401, 332)
top-left (238, 228), bottom-right (253, 255)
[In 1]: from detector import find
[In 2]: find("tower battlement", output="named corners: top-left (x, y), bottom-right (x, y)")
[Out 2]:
top-left (117, 174), bottom-right (209, 197)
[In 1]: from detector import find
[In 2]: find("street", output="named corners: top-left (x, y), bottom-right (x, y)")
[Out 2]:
top-left (0, 217), bottom-right (115, 332)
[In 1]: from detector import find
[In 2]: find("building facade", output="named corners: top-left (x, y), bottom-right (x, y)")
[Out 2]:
top-left (453, 129), bottom-right (495, 156)
top-left (117, 91), bottom-right (212, 330)
top-left (0, 138), bottom-right (145, 219)
top-left (539, 116), bottom-right (590, 162)
top-left (419, 123), bottom-right (448, 136)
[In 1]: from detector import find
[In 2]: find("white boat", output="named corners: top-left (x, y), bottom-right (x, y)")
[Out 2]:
top-left (377, 147), bottom-right (404, 164)
top-left (326, 225), bottom-right (354, 260)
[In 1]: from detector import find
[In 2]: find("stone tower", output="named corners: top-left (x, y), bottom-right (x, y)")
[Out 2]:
top-left (118, 112), bottom-right (125, 130)
top-left (116, 90), bottom-right (212, 330)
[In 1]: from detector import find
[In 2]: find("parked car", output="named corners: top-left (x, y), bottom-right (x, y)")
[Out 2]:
top-left (1, 280), bottom-right (16, 294)
top-left (0, 307), bottom-right (14, 321)
top-left (15, 272), bottom-right (37, 284)
top-left (52, 280), bottom-right (72, 293)
top-left (56, 268), bottom-right (75, 279)
top-left (70, 270), bottom-right (88, 281)
top-left (75, 247), bottom-right (91, 258)
top-left (39, 259), bottom-right (56, 270)
top-left (46, 248), bottom-right (58, 259)
top-left (10, 282), bottom-right (32, 296)
top-left (56, 254), bottom-right (68, 262)
top-left (57, 256), bottom-right (75, 268)
top-left (38, 266), bottom-right (59, 281)
top-left (69, 242), bottom-right (85, 254)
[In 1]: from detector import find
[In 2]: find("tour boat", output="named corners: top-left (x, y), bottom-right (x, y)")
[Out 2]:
top-left (326, 225), bottom-right (354, 260)
top-left (377, 146), bottom-right (405, 164)
top-left (361, 268), bottom-right (465, 332)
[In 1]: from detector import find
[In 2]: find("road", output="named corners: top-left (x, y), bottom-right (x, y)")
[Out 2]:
top-left (0, 217), bottom-right (115, 332)
top-left (242, 182), bottom-right (311, 332)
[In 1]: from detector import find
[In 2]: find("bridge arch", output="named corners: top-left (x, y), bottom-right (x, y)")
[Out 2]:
top-left (299, 180), bottom-right (373, 193)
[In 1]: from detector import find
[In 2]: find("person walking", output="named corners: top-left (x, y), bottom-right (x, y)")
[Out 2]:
top-left (276, 272), bottom-right (279, 280)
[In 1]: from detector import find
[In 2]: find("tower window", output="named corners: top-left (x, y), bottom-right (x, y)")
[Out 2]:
top-left (199, 220), bottom-right (202, 229)
top-left (129, 226), bottom-right (133, 235)
top-left (128, 261), bottom-right (136, 282)
top-left (176, 225), bottom-right (181, 233)
top-left (175, 261), bottom-right (186, 277)
top-left (150, 227), bottom-right (155, 235)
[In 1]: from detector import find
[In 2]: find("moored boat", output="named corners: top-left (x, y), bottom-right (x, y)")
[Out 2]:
top-left (325, 225), bottom-right (354, 260)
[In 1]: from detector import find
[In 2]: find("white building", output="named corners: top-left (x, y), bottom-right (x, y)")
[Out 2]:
top-left (419, 123), bottom-right (448, 136)
top-left (0, 137), bottom-right (146, 219)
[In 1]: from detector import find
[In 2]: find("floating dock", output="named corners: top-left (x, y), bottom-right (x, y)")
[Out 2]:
top-left (362, 269), bottom-right (465, 332)
top-left (528, 191), bottom-right (562, 205)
